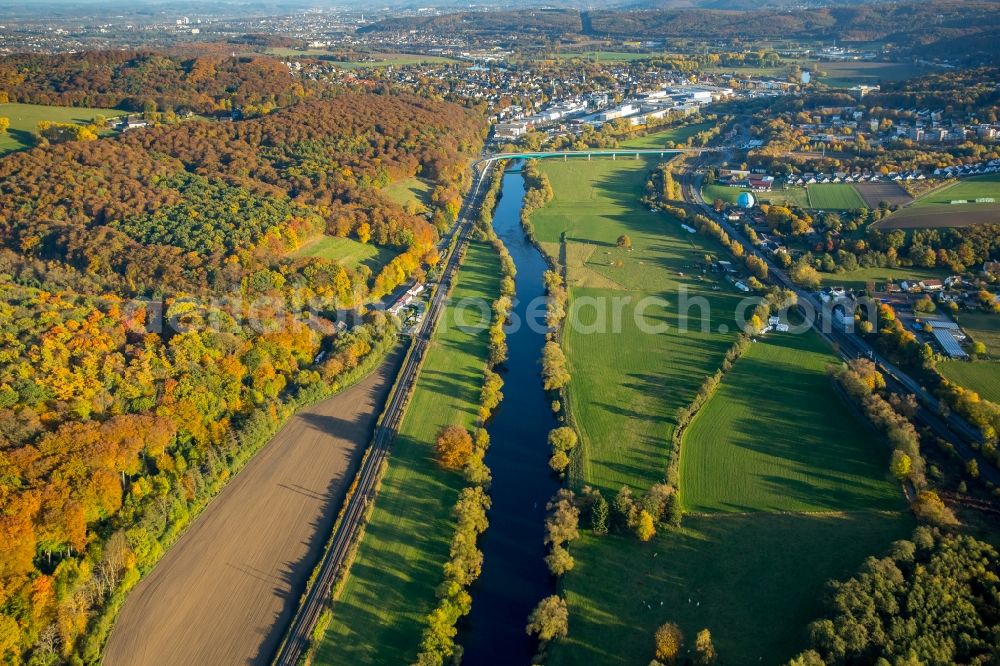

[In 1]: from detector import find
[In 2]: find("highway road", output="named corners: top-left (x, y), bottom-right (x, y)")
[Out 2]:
top-left (677, 154), bottom-right (1000, 487)
top-left (271, 160), bottom-right (497, 666)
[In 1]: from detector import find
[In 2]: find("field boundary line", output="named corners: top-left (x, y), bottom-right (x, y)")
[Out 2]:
top-left (683, 508), bottom-right (908, 519)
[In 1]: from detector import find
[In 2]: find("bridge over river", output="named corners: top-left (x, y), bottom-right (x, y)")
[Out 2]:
top-left (480, 147), bottom-right (714, 163)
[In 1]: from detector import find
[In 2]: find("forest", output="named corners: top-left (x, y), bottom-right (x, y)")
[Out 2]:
top-left (0, 92), bottom-right (483, 297)
top-left (0, 91), bottom-right (485, 663)
top-left (0, 51), bottom-right (307, 114)
top-left (791, 527), bottom-right (1000, 665)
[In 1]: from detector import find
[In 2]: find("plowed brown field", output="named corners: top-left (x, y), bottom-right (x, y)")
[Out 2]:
top-left (103, 349), bottom-right (401, 666)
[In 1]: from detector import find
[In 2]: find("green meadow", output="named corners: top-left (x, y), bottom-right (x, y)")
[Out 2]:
top-left (549, 51), bottom-right (657, 63)
top-left (530, 156), bottom-right (909, 665)
top-left (530, 157), bottom-right (741, 494)
top-left (812, 60), bottom-right (929, 88)
top-left (702, 182), bottom-right (809, 209)
top-left (939, 360), bottom-right (1000, 404)
top-left (291, 235), bottom-right (396, 273)
top-left (680, 329), bottom-right (903, 514)
top-left (381, 176), bottom-right (433, 212)
top-left (910, 173), bottom-right (1000, 208)
top-left (806, 183), bottom-right (867, 210)
top-left (0, 102), bottom-right (125, 154)
top-left (551, 512), bottom-right (912, 666)
top-left (316, 241), bottom-right (500, 665)
top-left (957, 311), bottom-right (1000, 356)
top-left (618, 121), bottom-right (716, 149)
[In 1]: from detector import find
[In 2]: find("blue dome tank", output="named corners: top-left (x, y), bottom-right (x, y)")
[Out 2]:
top-left (737, 192), bottom-right (756, 208)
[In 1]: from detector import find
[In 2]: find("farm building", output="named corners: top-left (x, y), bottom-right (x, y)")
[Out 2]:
top-left (932, 328), bottom-right (968, 359)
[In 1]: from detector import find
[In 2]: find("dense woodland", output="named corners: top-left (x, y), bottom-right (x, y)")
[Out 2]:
top-left (0, 93), bottom-right (483, 298)
top-left (792, 527), bottom-right (1000, 665)
top-left (0, 92), bottom-right (485, 663)
top-left (0, 51), bottom-right (307, 114)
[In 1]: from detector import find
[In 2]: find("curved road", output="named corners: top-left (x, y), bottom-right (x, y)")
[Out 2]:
top-left (103, 350), bottom-right (402, 666)
top-left (679, 154), bottom-right (1000, 487)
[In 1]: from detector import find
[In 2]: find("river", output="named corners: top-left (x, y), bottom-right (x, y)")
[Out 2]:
top-left (460, 163), bottom-right (560, 664)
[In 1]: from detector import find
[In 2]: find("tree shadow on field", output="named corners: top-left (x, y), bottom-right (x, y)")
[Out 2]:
top-left (244, 348), bottom-right (404, 666)
top-left (298, 411), bottom-right (369, 438)
top-left (415, 367), bottom-right (480, 419)
top-left (698, 348), bottom-right (901, 513)
top-left (6, 128), bottom-right (34, 149)
top-left (245, 461), bottom-right (354, 666)
top-left (313, 437), bottom-right (463, 665)
top-left (567, 235), bottom-right (616, 248)
top-left (589, 161), bottom-right (657, 207)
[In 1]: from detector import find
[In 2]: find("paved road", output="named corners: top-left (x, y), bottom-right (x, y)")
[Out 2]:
top-left (272, 160), bottom-right (497, 666)
top-left (103, 350), bottom-right (403, 666)
top-left (677, 154), bottom-right (1000, 487)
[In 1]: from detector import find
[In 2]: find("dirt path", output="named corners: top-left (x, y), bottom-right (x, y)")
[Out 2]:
top-left (103, 349), bottom-right (402, 666)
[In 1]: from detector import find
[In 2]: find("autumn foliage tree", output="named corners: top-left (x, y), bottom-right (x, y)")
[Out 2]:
top-left (435, 425), bottom-right (474, 470)
top-left (0, 93), bottom-right (484, 298)
top-left (541, 341), bottom-right (571, 391)
top-left (526, 594), bottom-right (569, 643)
top-left (0, 50), bottom-right (307, 114)
top-left (0, 85), bottom-right (484, 662)
top-left (654, 622), bottom-right (684, 664)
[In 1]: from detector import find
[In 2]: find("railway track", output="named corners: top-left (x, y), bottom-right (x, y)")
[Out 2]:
top-left (678, 157), bottom-right (1000, 488)
top-left (272, 161), bottom-right (495, 666)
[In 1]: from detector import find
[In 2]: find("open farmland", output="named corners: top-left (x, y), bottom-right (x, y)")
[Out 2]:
top-left (806, 183), bottom-right (867, 210)
top-left (938, 360), bottom-right (1000, 404)
top-left (551, 513), bottom-right (911, 666)
top-left (618, 121), bottom-right (715, 149)
top-left (328, 53), bottom-right (458, 68)
top-left (873, 205), bottom-right (1000, 229)
top-left (909, 174), bottom-right (1000, 208)
top-left (0, 102), bottom-right (125, 154)
top-left (957, 311), bottom-right (1000, 356)
top-left (530, 157), bottom-right (740, 494)
top-left (104, 349), bottom-right (403, 666)
top-left (874, 175), bottom-right (1000, 229)
top-left (680, 329), bottom-right (903, 513)
top-left (699, 64), bottom-right (787, 77)
top-left (550, 50), bottom-right (657, 62)
top-left (531, 157), bottom-right (909, 665)
top-left (316, 241), bottom-right (500, 666)
top-left (263, 50), bottom-right (459, 67)
top-left (854, 181), bottom-right (913, 208)
top-left (812, 60), bottom-right (928, 87)
top-left (565, 286), bottom-right (738, 493)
